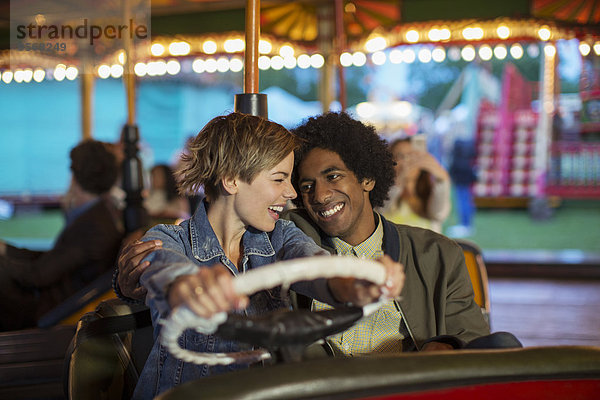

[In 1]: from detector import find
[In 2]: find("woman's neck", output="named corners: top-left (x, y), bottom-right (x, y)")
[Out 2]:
top-left (206, 196), bottom-right (246, 269)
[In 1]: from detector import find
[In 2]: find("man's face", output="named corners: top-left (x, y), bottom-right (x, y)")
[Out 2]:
top-left (296, 148), bottom-right (376, 246)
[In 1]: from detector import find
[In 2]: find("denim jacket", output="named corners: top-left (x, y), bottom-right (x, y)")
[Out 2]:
top-left (133, 200), bottom-right (332, 399)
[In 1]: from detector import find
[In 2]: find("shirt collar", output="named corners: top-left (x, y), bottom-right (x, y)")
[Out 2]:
top-left (331, 213), bottom-right (384, 259)
top-left (189, 198), bottom-right (275, 262)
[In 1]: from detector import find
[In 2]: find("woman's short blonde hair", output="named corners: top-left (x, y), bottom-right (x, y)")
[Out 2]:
top-left (176, 112), bottom-right (300, 200)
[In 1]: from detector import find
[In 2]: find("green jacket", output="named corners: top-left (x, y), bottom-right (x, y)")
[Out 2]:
top-left (284, 208), bottom-right (490, 350)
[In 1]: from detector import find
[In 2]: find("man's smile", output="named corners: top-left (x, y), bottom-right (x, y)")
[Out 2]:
top-left (316, 202), bottom-right (345, 219)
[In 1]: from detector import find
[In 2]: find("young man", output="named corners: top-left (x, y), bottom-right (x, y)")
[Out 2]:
top-left (115, 112), bottom-right (519, 352)
top-left (0, 140), bottom-right (123, 331)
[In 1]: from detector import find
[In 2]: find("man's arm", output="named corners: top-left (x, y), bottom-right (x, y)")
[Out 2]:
top-left (113, 239), bottom-right (162, 302)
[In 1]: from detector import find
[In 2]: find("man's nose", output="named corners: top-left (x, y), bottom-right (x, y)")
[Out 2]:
top-left (313, 182), bottom-right (332, 204)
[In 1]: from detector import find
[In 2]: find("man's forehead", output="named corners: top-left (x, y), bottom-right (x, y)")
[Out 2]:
top-left (299, 148), bottom-right (348, 174)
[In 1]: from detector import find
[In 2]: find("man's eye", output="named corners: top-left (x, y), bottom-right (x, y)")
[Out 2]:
top-left (327, 174), bottom-right (340, 181)
top-left (299, 184), bottom-right (312, 192)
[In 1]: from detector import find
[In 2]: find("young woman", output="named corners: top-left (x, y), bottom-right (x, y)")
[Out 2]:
top-left (132, 113), bottom-right (403, 399)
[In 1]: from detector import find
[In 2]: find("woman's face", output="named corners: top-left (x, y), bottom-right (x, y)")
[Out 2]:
top-left (233, 152), bottom-right (297, 232)
top-left (391, 140), bottom-right (414, 176)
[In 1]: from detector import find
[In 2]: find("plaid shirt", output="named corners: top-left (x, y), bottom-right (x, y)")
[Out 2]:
top-left (312, 215), bottom-right (404, 356)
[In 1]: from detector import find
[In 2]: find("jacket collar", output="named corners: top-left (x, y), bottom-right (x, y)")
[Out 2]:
top-left (188, 198), bottom-right (275, 262)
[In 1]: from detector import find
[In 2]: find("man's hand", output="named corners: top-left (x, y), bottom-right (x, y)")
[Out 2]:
top-left (328, 255), bottom-right (404, 306)
top-left (117, 239), bottom-right (162, 300)
top-left (168, 266), bottom-right (249, 318)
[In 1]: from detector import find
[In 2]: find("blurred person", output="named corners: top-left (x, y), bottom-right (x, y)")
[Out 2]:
top-left (379, 135), bottom-right (451, 233)
top-left (447, 139), bottom-right (478, 238)
top-left (144, 164), bottom-right (190, 221)
top-left (0, 140), bottom-right (124, 331)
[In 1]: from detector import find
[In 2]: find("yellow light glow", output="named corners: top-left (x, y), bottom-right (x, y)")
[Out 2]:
top-left (493, 44), bottom-right (507, 60)
top-left (54, 65), bottom-right (66, 81)
top-left (150, 43), bottom-right (165, 57)
top-left (497, 25), bottom-right (510, 39)
top-left (510, 43), bottom-right (524, 59)
top-left (271, 55), bottom-right (284, 70)
top-left (203, 40), bottom-right (217, 54)
top-left (13, 70), bottom-right (24, 83)
top-left (352, 52), bottom-right (366, 66)
top-left (403, 48), bottom-right (416, 63)
top-left (224, 38), bottom-right (244, 53)
top-left (284, 56), bottom-right (297, 69)
top-left (230, 57), bottom-right (244, 72)
top-left (23, 69), bottom-right (33, 83)
top-left (538, 26), bottom-right (551, 41)
top-left (371, 51), bottom-right (386, 65)
top-left (340, 52), bottom-right (353, 67)
top-left (579, 42), bottom-right (591, 56)
top-left (33, 69), bottom-right (45, 82)
top-left (2, 70), bottom-right (13, 83)
top-left (544, 44), bottom-right (556, 57)
top-left (65, 66), bottom-right (78, 80)
top-left (478, 45), bottom-right (493, 61)
top-left (432, 47), bottom-right (446, 62)
top-left (463, 27), bottom-right (484, 40)
top-left (97, 65), bottom-right (110, 79)
top-left (310, 54), bottom-right (325, 69)
top-left (279, 45), bottom-right (295, 58)
top-left (166, 60), bottom-right (181, 75)
top-left (204, 59), bottom-right (217, 73)
top-left (356, 102), bottom-right (376, 119)
top-left (418, 48), bottom-right (432, 63)
top-left (389, 49), bottom-right (403, 63)
top-left (192, 58), bottom-right (205, 73)
top-left (438, 28), bottom-right (451, 41)
top-left (134, 62), bottom-right (147, 77)
top-left (594, 42), bottom-right (600, 56)
top-left (461, 45), bottom-right (476, 61)
top-left (110, 64), bottom-right (124, 78)
top-left (169, 41), bottom-right (191, 56)
top-left (405, 30), bottom-right (419, 43)
top-left (297, 54), bottom-right (311, 69)
top-left (216, 57), bottom-right (230, 73)
top-left (118, 51), bottom-right (126, 64)
top-left (365, 36), bottom-right (387, 52)
top-left (258, 56), bottom-right (271, 70)
top-left (259, 39), bottom-right (272, 54)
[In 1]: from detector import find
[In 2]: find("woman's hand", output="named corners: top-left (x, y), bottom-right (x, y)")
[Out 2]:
top-left (167, 266), bottom-right (249, 318)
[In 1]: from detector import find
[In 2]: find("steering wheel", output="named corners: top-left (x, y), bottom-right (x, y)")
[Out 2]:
top-left (160, 255), bottom-right (389, 366)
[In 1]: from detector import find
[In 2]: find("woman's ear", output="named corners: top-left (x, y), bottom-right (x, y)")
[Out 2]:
top-left (361, 178), bottom-right (375, 192)
top-left (221, 176), bottom-right (238, 195)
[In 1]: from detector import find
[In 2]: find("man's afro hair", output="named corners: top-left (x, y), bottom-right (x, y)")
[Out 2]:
top-left (291, 112), bottom-right (395, 209)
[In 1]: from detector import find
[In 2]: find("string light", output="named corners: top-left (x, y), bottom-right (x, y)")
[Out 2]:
top-left (297, 54), bottom-right (311, 69)
top-left (579, 42), bottom-right (591, 56)
top-left (478, 45), bottom-right (493, 61)
top-left (417, 47), bottom-right (432, 63)
top-left (493, 44), bottom-right (507, 60)
top-left (510, 43), bottom-right (524, 59)
top-left (431, 47), bottom-right (446, 62)
top-left (371, 51), bottom-right (386, 65)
